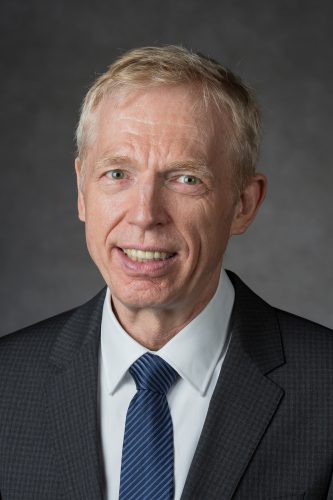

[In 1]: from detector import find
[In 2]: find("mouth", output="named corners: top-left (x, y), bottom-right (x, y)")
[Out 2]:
top-left (120, 248), bottom-right (176, 262)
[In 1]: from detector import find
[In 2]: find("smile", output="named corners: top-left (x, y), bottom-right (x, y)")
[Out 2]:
top-left (121, 248), bottom-right (175, 262)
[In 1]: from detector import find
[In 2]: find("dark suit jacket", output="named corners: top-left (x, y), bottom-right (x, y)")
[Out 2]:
top-left (1, 271), bottom-right (333, 499)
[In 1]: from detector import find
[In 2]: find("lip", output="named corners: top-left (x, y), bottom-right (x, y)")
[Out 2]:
top-left (114, 247), bottom-right (178, 276)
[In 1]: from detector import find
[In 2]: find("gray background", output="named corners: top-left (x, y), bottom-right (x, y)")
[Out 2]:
top-left (1, 0), bottom-right (332, 334)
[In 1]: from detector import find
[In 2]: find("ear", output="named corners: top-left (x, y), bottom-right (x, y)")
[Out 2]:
top-left (230, 173), bottom-right (267, 236)
top-left (75, 158), bottom-right (86, 222)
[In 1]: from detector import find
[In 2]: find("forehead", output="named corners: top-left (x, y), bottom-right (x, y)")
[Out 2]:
top-left (98, 86), bottom-right (208, 129)
top-left (87, 85), bottom-right (230, 163)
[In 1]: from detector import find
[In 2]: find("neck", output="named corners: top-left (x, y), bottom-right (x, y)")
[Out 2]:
top-left (111, 290), bottom-right (217, 351)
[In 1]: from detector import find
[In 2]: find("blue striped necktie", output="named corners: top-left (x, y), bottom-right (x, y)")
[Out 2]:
top-left (119, 352), bottom-right (179, 500)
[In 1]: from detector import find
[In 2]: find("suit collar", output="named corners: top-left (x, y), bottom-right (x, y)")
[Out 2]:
top-left (227, 270), bottom-right (285, 374)
top-left (48, 288), bottom-right (106, 370)
top-left (181, 271), bottom-right (285, 500)
top-left (46, 289), bottom-right (106, 500)
top-left (47, 271), bottom-right (283, 375)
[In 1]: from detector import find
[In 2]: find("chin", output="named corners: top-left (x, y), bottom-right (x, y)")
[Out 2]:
top-left (112, 285), bottom-right (179, 311)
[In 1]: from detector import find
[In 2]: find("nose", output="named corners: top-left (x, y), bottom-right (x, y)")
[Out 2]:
top-left (127, 176), bottom-right (169, 230)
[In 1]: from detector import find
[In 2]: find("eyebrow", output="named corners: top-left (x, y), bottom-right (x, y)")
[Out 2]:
top-left (165, 160), bottom-right (213, 178)
top-left (94, 155), bottom-right (131, 170)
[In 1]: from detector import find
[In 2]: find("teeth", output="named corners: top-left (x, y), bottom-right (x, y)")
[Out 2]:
top-left (122, 248), bottom-right (173, 261)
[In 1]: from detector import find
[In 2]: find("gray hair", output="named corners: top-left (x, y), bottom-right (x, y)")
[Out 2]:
top-left (76, 45), bottom-right (261, 190)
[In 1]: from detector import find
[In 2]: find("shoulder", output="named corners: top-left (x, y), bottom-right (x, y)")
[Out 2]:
top-left (274, 307), bottom-right (333, 364)
top-left (0, 308), bottom-right (76, 388)
top-left (228, 268), bottom-right (333, 339)
top-left (227, 269), bottom-right (333, 370)
top-left (0, 288), bottom-right (106, 378)
top-left (276, 307), bottom-right (333, 337)
top-left (1, 308), bottom-right (75, 354)
top-left (0, 289), bottom-right (106, 425)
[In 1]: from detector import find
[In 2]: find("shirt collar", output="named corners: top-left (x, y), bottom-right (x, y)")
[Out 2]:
top-left (101, 269), bottom-right (234, 396)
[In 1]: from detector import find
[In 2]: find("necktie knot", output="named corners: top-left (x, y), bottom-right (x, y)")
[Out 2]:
top-left (129, 352), bottom-right (178, 394)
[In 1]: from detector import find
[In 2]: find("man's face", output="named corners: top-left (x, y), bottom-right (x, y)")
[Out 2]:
top-left (76, 85), bottom-right (247, 315)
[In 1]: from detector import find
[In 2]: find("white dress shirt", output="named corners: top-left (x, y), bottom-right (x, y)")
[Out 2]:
top-left (99, 269), bottom-right (235, 500)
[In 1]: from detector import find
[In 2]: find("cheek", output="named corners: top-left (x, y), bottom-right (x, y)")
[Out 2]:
top-left (83, 199), bottom-right (115, 253)
top-left (85, 189), bottom-right (125, 228)
top-left (173, 203), bottom-right (211, 256)
top-left (195, 199), bottom-right (235, 251)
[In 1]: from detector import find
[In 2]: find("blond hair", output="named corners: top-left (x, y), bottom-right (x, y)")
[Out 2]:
top-left (76, 45), bottom-right (261, 190)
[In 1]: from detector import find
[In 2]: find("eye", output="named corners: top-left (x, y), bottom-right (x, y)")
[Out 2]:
top-left (105, 169), bottom-right (126, 180)
top-left (178, 175), bottom-right (201, 185)
top-left (167, 172), bottom-right (206, 195)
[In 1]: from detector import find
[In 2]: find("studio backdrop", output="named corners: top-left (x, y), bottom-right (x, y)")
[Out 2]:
top-left (1, 0), bottom-right (332, 334)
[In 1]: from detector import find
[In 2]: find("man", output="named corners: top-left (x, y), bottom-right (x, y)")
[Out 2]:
top-left (0, 46), bottom-right (332, 500)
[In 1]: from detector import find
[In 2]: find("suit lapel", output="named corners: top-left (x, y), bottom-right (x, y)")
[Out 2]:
top-left (46, 289), bottom-right (106, 500)
top-left (181, 272), bottom-right (285, 500)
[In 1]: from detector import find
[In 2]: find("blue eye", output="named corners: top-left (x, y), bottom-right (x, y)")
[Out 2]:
top-left (106, 169), bottom-right (125, 179)
top-left (179, 175), bottom-right (201, 185)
